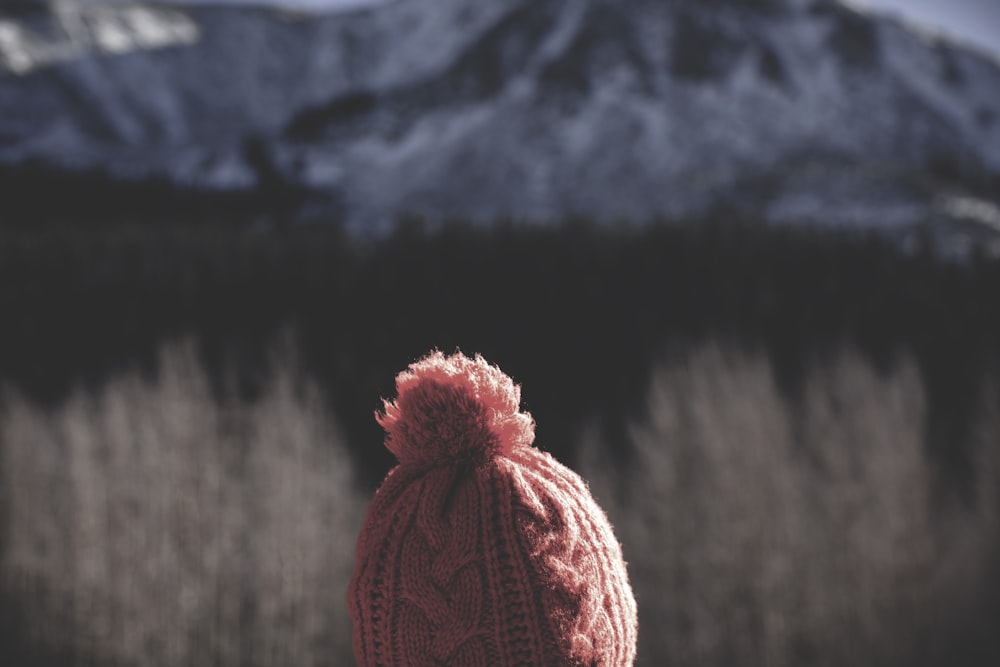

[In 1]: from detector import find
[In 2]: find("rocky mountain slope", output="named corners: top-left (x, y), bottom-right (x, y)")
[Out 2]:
top-left (2, 0), bottom-right (999, 245)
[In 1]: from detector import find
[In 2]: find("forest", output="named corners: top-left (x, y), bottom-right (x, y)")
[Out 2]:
top-left (1, 215), bottom-right (998, 665)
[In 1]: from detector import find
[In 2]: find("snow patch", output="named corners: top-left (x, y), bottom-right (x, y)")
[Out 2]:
top-left (938, 195), bottom-right (1000, 234)
top-left (0, 3), bottom-right (199, 76)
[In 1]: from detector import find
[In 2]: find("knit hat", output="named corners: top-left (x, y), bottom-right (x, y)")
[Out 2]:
top-left (347, 351), bottom-right (638, 666)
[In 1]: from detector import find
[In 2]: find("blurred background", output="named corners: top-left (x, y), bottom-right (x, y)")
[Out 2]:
top-left (1, 0), bottom-right (999, 665)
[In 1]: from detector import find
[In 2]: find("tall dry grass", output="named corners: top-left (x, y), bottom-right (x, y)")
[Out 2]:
top-left (0, 341), bottom-right (362, 666)
top-left (581, 344), bottom-right (1000, 667)
top-left (1, 341), bottom-right (997, 666)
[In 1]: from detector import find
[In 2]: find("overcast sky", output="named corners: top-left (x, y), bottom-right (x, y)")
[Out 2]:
top-left (850, 0), bottom-right (1000, 58)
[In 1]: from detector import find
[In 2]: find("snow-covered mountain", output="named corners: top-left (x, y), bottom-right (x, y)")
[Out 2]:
top-left (2, 0), bottom-right (1000, 245)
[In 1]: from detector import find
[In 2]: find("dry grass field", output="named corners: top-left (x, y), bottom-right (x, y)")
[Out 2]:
top-left (2, 340), bottom-right (996, 666)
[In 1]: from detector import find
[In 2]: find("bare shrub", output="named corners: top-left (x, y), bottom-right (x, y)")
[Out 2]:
top-left (0, 340), bottom-right (362, 667)
top-left (582, 344), bottom-right (999, 667)
top-left (933, 379), bottom-right (1000, 665)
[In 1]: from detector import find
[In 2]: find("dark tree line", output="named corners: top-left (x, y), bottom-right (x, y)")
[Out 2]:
top-left (1, 217), bottom-right (998, 488)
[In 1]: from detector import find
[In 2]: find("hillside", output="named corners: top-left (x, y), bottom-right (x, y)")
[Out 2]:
top-left (1, 0), bottom-right (999, 244)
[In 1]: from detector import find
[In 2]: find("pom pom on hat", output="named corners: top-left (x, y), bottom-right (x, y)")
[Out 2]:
top-left (352, 350), bottom-right (638, 666)
top-left (376, 351), bottom-right (535, 468)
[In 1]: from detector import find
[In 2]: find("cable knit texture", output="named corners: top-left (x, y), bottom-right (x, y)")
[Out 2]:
top-left (348, 351), bottom-right (638, 666)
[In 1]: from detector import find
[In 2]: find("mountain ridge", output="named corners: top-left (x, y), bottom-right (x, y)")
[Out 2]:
top-left (2, 0), bottom-right (999, 247)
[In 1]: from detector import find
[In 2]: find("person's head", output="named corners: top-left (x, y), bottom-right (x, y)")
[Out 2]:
top-left (347, 350), bottom-right (637, 666)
